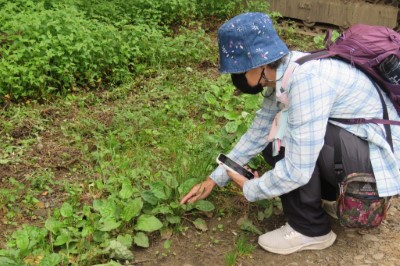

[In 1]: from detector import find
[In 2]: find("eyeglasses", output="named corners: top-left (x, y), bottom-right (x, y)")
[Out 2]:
top-left (257, 68), bottom-right (266, 85)
top-left (258, 69), bottom-right (274, 98)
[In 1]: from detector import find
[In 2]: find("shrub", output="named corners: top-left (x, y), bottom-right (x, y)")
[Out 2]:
top-left (0, 0), bottom-right (268, 102)
top-left (0, 7), bottom-right (130, 100)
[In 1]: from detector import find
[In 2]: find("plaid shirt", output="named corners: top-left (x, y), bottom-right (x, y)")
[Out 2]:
top-left (210, 51), bottom-right (400, 201)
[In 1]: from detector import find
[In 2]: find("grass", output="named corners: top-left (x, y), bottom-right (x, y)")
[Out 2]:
top-left (225, 235), bottom-right (256, 266)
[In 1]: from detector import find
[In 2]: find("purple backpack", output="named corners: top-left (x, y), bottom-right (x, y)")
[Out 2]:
top-left (296, 24), bottom-right (400, 113)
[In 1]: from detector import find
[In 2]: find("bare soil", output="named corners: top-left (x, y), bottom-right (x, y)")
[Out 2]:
top-left (133, 197), bottom-right (400, 266)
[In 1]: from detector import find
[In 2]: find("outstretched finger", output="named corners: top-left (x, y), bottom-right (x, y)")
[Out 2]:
top-left (180, 195), bottom-right (190, 204)
top-left (180, 190), bottom-right (196, 204)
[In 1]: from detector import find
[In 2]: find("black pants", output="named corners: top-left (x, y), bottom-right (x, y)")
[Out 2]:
top-left (262, 123), bottom-right (373, 237)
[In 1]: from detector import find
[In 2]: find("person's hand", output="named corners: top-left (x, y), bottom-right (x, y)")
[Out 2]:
top-left (180, 177), bottom-right (216, 204)
top-left (227, 168), bottom-right (259, 189)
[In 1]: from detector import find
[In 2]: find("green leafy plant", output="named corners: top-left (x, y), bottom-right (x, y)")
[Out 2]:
top-left (224, 235), bottom-right (256, 266)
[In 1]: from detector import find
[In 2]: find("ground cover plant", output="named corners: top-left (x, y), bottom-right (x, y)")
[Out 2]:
top-left (0, 1), bottom-right (319, 265)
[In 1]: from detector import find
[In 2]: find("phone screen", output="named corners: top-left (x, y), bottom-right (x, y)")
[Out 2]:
top-left (216, 154), bottom-right (254, 179)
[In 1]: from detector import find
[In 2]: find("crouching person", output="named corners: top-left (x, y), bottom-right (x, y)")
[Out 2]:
top-left (180, 12), bottom-right (400, 255)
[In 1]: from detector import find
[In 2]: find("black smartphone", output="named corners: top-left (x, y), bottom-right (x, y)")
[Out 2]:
top-left (216, 153), bottom-right (254, 179)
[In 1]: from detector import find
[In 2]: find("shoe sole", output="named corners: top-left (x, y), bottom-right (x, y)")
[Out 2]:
top-left (258, 231), bottom-right (337, 255)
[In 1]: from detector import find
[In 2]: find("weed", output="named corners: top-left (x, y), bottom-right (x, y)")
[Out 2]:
top-left (224, 235), bottom-right (256, 265)
top-left (25, 168), bottom-right (55, 193)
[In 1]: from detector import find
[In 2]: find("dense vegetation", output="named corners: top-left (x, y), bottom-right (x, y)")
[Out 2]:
top-left (0, 0), bottom-right (272, 102)
top-left (0, 1), bottom-right (320, 265)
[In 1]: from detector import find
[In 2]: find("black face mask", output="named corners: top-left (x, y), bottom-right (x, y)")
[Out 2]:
top-left (231, 72), bottom-right (263, 94)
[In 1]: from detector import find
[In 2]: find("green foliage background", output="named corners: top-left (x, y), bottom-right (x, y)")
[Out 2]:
top-left (0, 0), bottom-right (268, 102)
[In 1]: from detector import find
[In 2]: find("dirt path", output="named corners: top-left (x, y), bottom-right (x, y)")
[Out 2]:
top-left (134, 197), bottom-right (400, 266)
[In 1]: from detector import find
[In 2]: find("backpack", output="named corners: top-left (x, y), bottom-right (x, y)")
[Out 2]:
top-left (294, 24), bottom-right (400, 113)
top-left (279, 24), bottom-right (400, 150)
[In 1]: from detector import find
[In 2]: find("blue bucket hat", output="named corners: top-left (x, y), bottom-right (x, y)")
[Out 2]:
top-left (218, 12), bottom-right (289, 74)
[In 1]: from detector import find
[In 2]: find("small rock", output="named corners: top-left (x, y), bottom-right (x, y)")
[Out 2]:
top-left (336, 238), bottom-right (346, 246)
top-left (354, 254), bottom-right (365, 260)
top-left (380, 227), bottom-right (389, 234)
top-left (372, 253), bottom-right (385, 260)
top-left (362, 234), bottom-right (379, 242)
top-left (346, 232), bottom-right (356, 238)
top-left (357, 229), bottom-right (369, 235)
top-left (35, 201), bottom-right (45, 209)
top-left (33, 209), bottom-right (47, 217)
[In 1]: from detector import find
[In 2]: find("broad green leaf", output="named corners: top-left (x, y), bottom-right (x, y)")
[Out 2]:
top-left (202, 113), bottom-right (211, 120)
top-left (194, 200), bottom-right (215, 212)
top-left (169, 202), bottom-right (180, 209)
top-left (165, 174), bottom-right (179, 189)
top-left (193, 218), bottom-right (208, 232)
top-left (18, 226), bottom-right (48, 249)
top-left (237, 217), bottom-right (262, 235)
top-left (82, 205), bottom-right (91, 217)
top-left (141, 191), bottom-right (158, 205)
top-left (163, 239), bottom-right (172, 250)
top-left (166, 215), bottom-right (181, 224)
top-left (222, 87), bottom-right (233, 101)
top-left (241, 111), bottom-right (250, 119)
top-left (224, 121), bottom-right (238, 133)
top-left (245, 95), bottom-right (261, 109)
top-left (213, 110), bottom-right (225, 118)
top-left (92, 261), bottom-right (122, 266)
top-left (178, 178), bottom-right (199, 196)
top-left (135, 215), bottom-right (163, 232)
top-left (53, 232), bottom-right (69, 246)
top-left (150, 181), bottom-right (169, 200)
top-left (39, 253), bottom-right (62, 266)
top-left (106, 240), bottom-right (134, 260)
top-left (93, 199), bottom-right (117, 218)
top-left (14, 230), bottom-right (29, 250)
top-left (121, 198), bottom-right (143, 222)
top-left (236, 123), bottom-right (248, 138)
top-left (99, 217), bottom-right (121, 232)
top-left (81, 226), bottom-right (94, 237)
top-left (119, 181), bottom-right (133, 199)
top-left (257, 209), bottom-right (266, 221)
top-left (151, 204), bottom-right (173, 215)
top-left (45, 218), bottom-right (63, 234)
top-left (60, 202), bottom-right (73, 218)
top-left (133, 232), bottom-right (149, 248)
top-left (263, 203), bottom-right (273, 219)
top-left (117, 234), bottom-right (133, 247)
top-left (0, 257), bottom-right (18, 266)
top-left (210, 84), bottom-right (221, 95)
top-left (204, 92), bottom-right (217, 105)
top-left (224, 111), bottom-right (240, 120)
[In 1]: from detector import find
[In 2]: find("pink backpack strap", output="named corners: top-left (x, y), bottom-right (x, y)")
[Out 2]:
top-left (281, 64), bottom-right (298, 90)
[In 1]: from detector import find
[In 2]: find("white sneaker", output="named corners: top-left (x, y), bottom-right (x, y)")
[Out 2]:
top-left (321, 199), bottom-right (338, 219)
top-left (258, 223), bottom-right (337, 255)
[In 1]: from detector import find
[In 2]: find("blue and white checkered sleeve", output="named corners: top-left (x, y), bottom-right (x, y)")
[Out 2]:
top-left (210, 95), bottom-right (279, 186)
